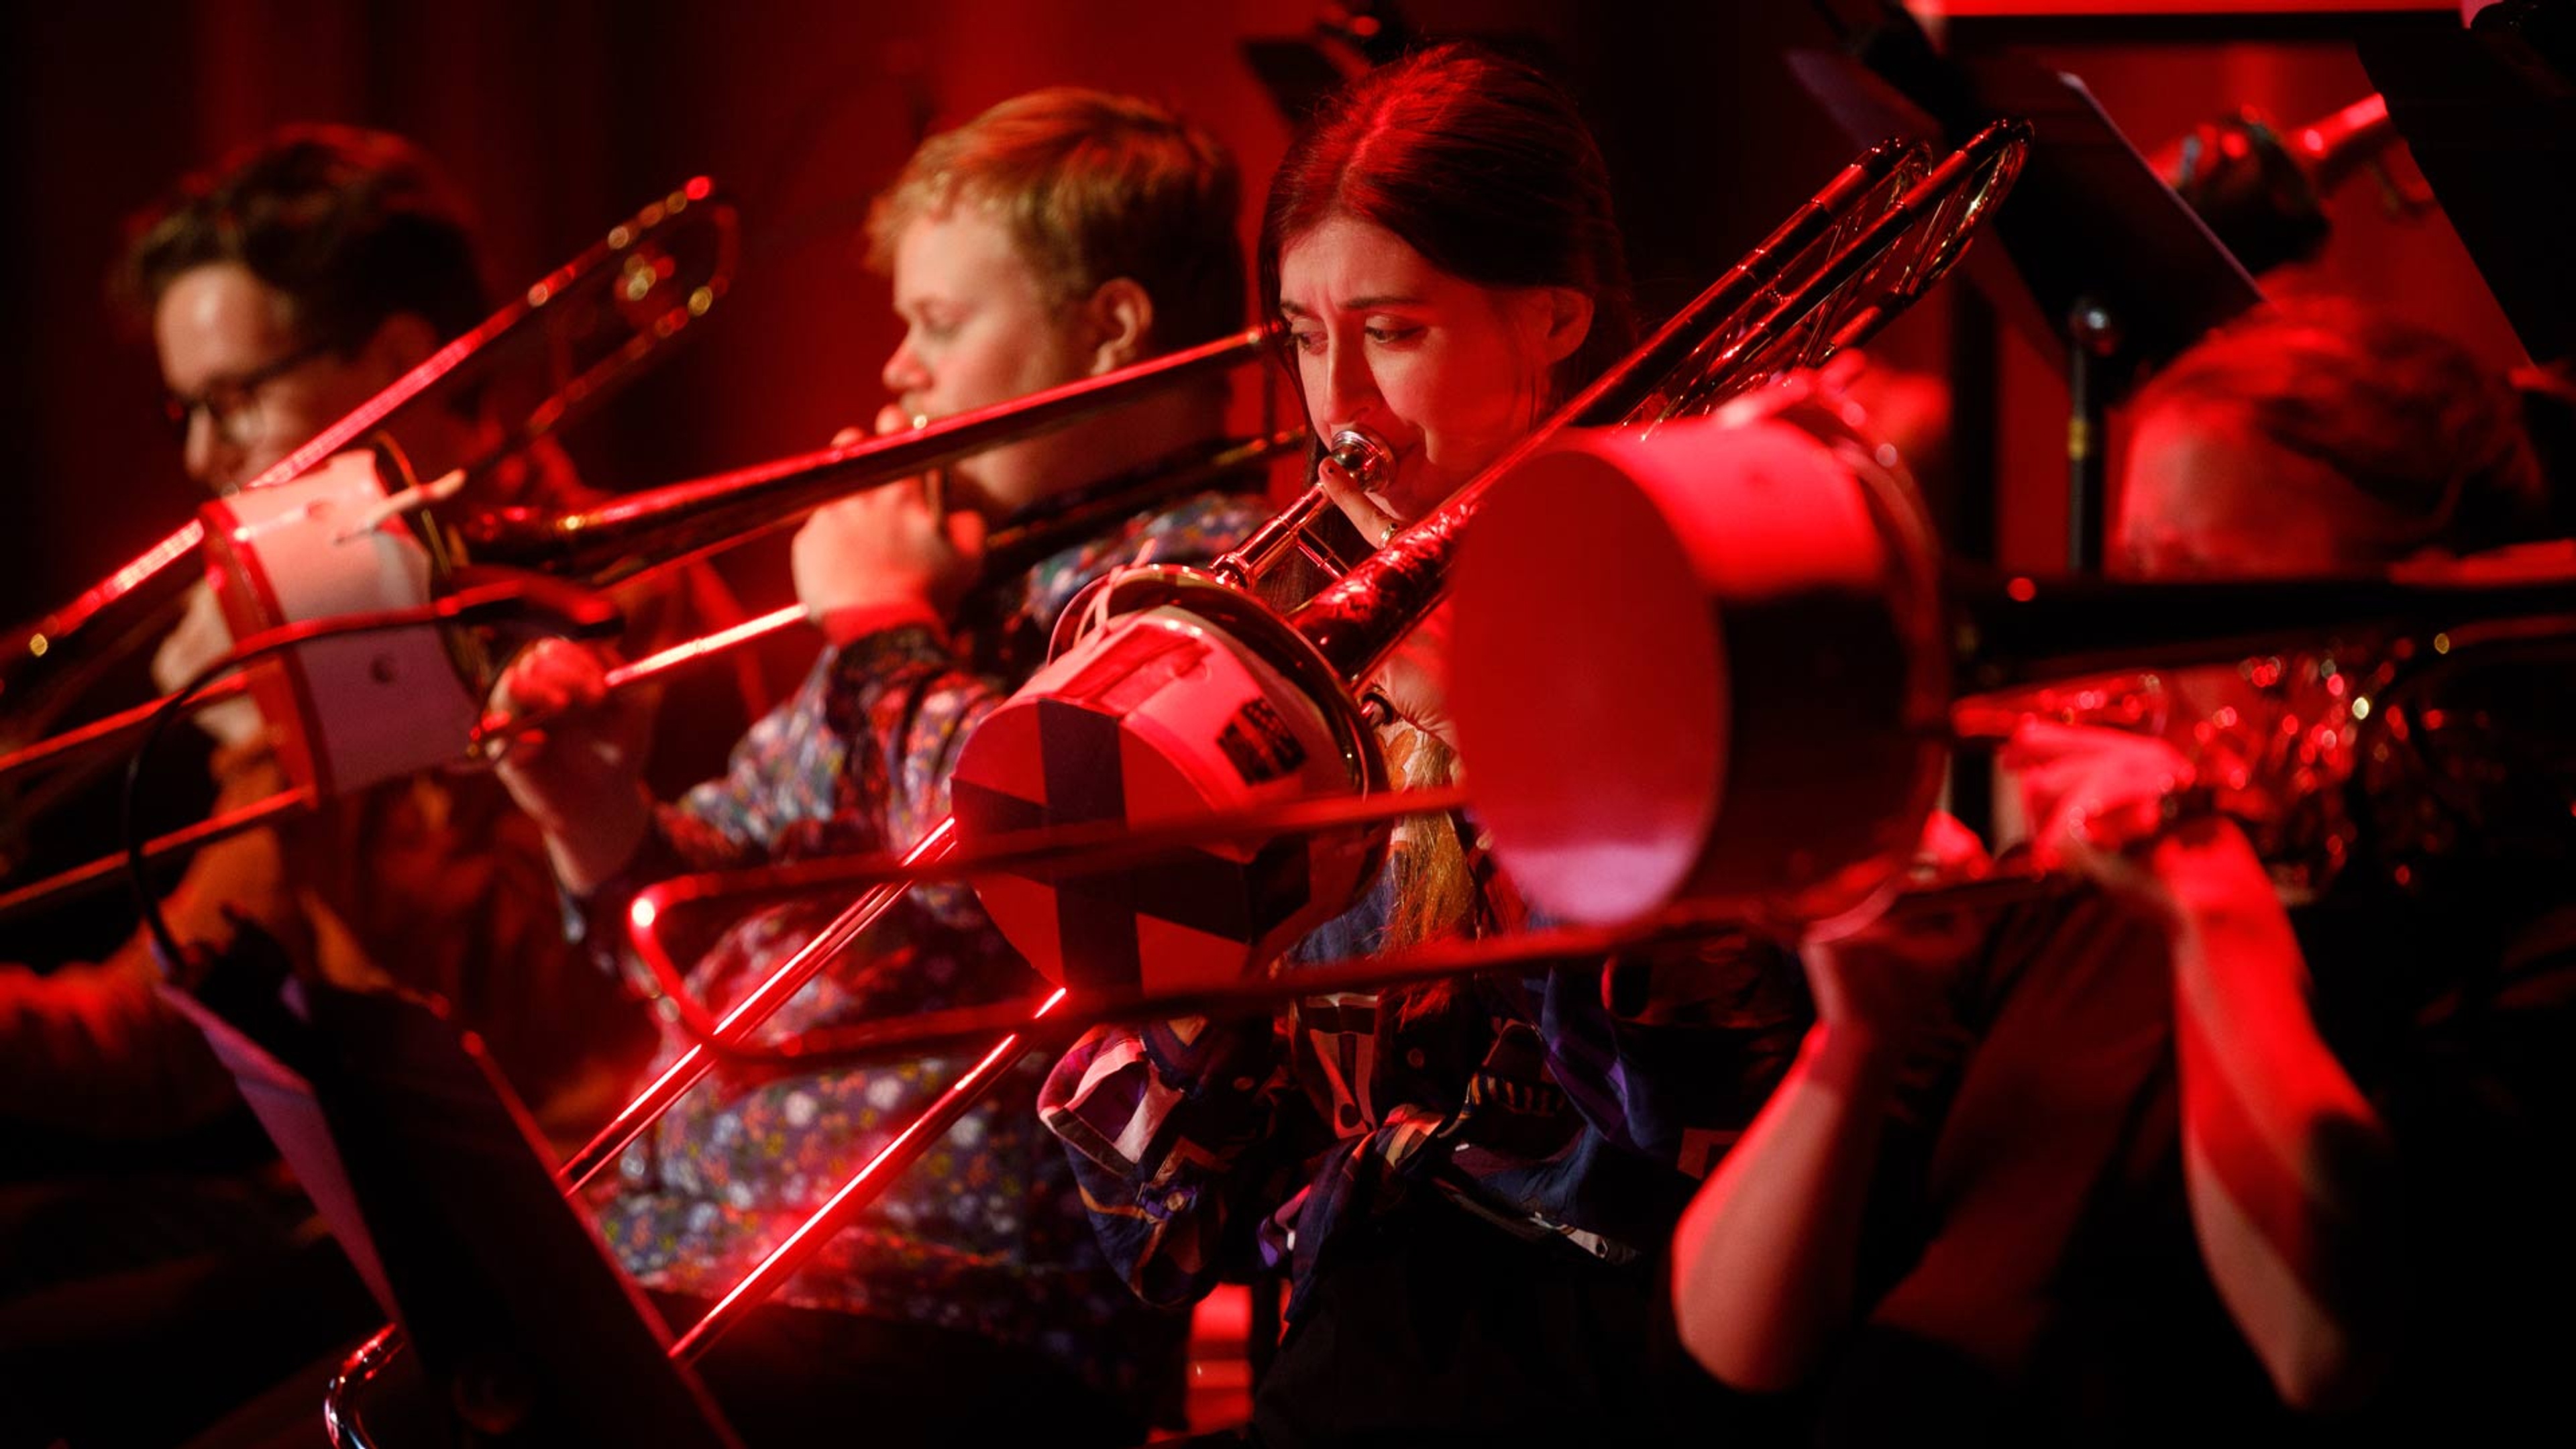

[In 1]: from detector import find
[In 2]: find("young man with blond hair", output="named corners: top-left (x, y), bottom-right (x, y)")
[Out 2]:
top-left (494, 88), bottom-right (1266, 1442)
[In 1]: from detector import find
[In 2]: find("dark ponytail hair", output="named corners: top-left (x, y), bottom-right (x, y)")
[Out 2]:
top-left (1258, 42), bottom-right (1635, 402)
top-left (1260, 44), bottom-right (1635, 951)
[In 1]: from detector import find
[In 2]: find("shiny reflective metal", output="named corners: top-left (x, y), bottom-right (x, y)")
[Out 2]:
top-left (0, 179), bottom-right (739, 894)
top-left (454, 327), bottom-right (1273, 586)
top-left (0, 341), bottom-right (1296, 921)
top-left (1207, 424), bottom-right (1397, 604)
top-left (445, 123), bottom-right (2035, 1391)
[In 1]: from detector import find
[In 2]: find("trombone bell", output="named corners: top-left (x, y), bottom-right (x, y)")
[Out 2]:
top-left (1448, 409), bottom-right (1949, 934)
top-left (951, 588), bottom-right (1387, 995)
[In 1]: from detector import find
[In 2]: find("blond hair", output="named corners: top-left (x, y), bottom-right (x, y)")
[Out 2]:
top-left (866, 88), bottom-right (1244, 350)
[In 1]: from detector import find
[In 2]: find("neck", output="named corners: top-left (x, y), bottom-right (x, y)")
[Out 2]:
top-left (1064, 383), bottom-right (1232, 492)
top-left (983, 380), bottom-right (1233, 522)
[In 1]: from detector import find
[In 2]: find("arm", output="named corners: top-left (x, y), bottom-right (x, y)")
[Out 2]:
top-left (493, 557), bottom-right (985, 898)
top-left (2007, 722), bottom-right (2394, 1411)
top-left (0, 938), bottom-right (242, 1138)
top-left (1670, 812), bottom-right (1989, 1392)
top-left (0, 734), bottom-right (315, 1136)
top-left (2155, 820), bottom-right (2394, 1411)
top-left (1670, 1009), bottom-right (1903, 1392)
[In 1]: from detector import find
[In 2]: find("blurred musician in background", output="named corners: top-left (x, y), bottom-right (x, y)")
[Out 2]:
top-left (1037, 45), bottom-right (1794, 1446)
top-left (1672, 301), bottom-right (2571, 1440)
top-left (492, 88), bottom-right (1265, 1444)
top-left (0, 123), bottom-right (717, 1447)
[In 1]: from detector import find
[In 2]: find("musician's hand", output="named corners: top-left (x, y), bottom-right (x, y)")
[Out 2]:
top-left (1799, 810), bottom-right (1990, 1050)
top-left (1316, 446), bottom-right (1410, 548)
top-left (152, 582), bottom-right (266, 749)
top-left (1366, 603), bottom-right (1454, 751)
top-left (2004, 719), bottom-right (2215, 919)
top-left (488, 637), bottom-right (653, 893)
top-left (794, 406), bottom-right (985, 643)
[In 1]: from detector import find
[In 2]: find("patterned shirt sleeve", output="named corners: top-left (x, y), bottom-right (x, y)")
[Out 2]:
top-left (570, 488), bottom-right (1274, 970)
top-left (627, 623), bottom-right (1006, 941)
top-left (1036, 846), bottom-right (1414, 1309)
top-left (1038, 1011), bottom-right (1300, 1307)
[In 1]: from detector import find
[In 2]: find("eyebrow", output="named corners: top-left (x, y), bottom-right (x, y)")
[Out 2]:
top-left (1277, 294), bottom-right (1428, 318)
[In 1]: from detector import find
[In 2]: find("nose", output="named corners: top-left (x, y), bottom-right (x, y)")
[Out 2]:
top-left (1317, 335), bottom-right (1379, 433)
top-left (881, 333), bottom-right (929, 404)
top-left (180, 409), bottom-right (232, 493)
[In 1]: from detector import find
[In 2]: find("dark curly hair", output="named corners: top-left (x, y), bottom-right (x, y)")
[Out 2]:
top-left (116, 123), bottom-right (487, 354)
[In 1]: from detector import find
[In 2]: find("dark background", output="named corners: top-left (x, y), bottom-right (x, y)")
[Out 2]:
top-left (0, 0), bottom-right (2529, 956)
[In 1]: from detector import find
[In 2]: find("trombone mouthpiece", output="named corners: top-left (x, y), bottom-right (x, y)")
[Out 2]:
top-left (1324, 427), bottom-right (1395, 492)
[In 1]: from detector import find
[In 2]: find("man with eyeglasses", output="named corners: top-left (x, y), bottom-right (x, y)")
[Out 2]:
top-left (138, 131), bottom-right (486, 497)
top-left (0, 125), bottom-right (731, 1446)
top-left (127, 126), bottom-right (533, 749)
top-left (158, 330), bottom-right (372, 487)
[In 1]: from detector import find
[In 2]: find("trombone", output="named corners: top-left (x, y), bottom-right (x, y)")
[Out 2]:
top-left (325, 123), bottom-right (2035, 1434)
top-left (0, 178), bottom-right (740, 915)
top-left (0, 321), bottom-right (1311, 926)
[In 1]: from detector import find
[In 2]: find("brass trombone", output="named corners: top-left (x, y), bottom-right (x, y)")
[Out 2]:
top-left (326, 122), bottom-right (2031, 1419)
top-left (323, 97), bottom-right (2576, 1439)
top-left (627, 527), bottom-right (2576, 1067)
top-left (0, 178), bottom-right (740, 914)
top-left (0, 326), bottom-right (1313, 925)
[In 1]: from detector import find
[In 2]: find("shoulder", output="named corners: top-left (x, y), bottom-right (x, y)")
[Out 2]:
top-left (1021, 488), bottom-right (1273, 627)
top-left (1125, 490), bottom-right (1274, 563)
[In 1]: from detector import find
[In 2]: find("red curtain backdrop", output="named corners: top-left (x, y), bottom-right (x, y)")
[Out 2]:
top-left (0, 1), bottom-right (2529, 683)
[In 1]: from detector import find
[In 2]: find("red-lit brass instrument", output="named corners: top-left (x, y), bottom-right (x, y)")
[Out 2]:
top-left (0, 326), bottom-right (1309, 924)
top-left (0, 180), bottom-right (740, 912)
top-left (949, 122), bottom-right (2023, 991)
top-left (1448, 423), bottom-right (2576, 932)
top-left (352, 124), bottom-right (2025, 1419)
top-left (2157, 92), bottom-right (2416, 274)
top-left (616, 525), bottom-right (2576, 1075)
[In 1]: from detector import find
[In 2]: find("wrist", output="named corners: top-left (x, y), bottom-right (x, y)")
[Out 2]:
top-left (1799, 1018), bottom-right (1907, 1100)
top-left (2139, 816), bottom-right (2273, 915)
top-left (549, 786), bottom-right (655, 896)
top-left (812, 597), bottom-right (949, 647)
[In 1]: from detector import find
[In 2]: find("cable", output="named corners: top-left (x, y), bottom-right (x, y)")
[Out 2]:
top-left (121, 580), bottom-right (620, 977)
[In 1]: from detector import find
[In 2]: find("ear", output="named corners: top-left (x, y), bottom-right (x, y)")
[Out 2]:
top-left (1523, 285), bottom-right (1594, 368)
top-left (356, 311), bottom-right (442, 385)
top-left (1080, 278), bottom-right (1155, 376)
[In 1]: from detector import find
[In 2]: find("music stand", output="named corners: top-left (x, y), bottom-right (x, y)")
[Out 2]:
top-left (163, 977), bottom-right (741, 1446)
top-left (2359, 9), bottom-right (2576, 367)
top-left (1792, 42), bottom-right (2265, 568)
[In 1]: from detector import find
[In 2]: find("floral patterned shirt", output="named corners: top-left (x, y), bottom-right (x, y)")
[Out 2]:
top-left (572, 482), bottom-right (1271, 1421)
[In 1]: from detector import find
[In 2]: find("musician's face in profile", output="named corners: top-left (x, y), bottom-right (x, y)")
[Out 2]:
top-left (154, 262), bottom-right (417, 496)
top-left (1277, 215), bottom-right (1591, 521)
top-left (880, 203), bottom-right (1104, 518)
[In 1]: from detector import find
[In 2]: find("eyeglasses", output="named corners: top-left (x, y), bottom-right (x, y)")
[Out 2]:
top-left (162, 334), bottom-right (341, 445)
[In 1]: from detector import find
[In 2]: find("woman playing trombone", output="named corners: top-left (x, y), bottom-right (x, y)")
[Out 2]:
top-left (1039, 44), bottom-right (1792, 1446)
